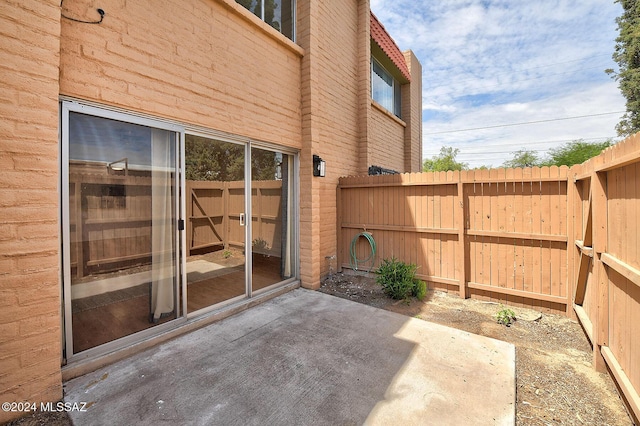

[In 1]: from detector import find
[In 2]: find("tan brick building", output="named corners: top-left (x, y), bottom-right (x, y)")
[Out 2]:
top-left (0, 0), bottom-right (421, 420)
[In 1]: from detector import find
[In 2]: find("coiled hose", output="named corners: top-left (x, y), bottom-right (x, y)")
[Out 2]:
top-left (349, 231), bottom-right (376, 272)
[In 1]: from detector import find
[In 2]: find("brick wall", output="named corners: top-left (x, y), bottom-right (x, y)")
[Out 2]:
top-left (0, 1), bottom-right (62, 422)
top-left (403, 50), bottom-right (423, 172)
top-left (59, 0), bottom-right (303, 148)
top-left (297, 0), bottom-right (368, 282)
top-left (298, 0), bottom-right (321, 288)
top-left (369, 102), bottom-right (406, 172)
top-left (316, 0), bottom-right (362, 279)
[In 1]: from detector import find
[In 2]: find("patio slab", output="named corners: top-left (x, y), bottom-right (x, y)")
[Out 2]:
top-left (64, 288), bottom-right (515, 425)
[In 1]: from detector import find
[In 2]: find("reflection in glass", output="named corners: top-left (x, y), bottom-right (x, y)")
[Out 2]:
top-left (185, 135), bottom-right (247, 313)
top-left (67, 113), bottom-right (177, 353)
top-left (251, 147), bottom-right (294, 293)
top-left (235, 0), bottom-right (294, 40)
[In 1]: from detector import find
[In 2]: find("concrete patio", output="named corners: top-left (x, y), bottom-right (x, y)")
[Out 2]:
top-left (64, 289), bottom-right (515, 425)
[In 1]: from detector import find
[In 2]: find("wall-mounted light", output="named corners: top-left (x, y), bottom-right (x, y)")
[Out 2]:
top-left (313, 155), bottom-right (325, 177)
top-left (108, 158), bottom-right (128, 175)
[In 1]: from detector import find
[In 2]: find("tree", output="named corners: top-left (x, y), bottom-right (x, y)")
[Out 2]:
top-left (185, 135), bottom-right (282, 182)
top-left (502, 149), bottom-right (541, 168)
top-left (422, 146), bottom-right (468, 172)
top-left (606, 0), bottom-right (640, 137)
top-left (542, 139), bottom-right (612, 167)
top-left (185, 135), bottom-right (244, 181)
top-left (501, 140), bottom-right (612, 170)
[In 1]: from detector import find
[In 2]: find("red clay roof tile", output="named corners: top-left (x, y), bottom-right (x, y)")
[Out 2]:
top-left (371, 12), bottom-right (411, 82)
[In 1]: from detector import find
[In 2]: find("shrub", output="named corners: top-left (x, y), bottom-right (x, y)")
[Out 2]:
top-left (413, 279), bottom-right (427, 301)
top-left (496, 306), bottom-right (516, 326)
top-left (375, 257), bottom-right (424, 300)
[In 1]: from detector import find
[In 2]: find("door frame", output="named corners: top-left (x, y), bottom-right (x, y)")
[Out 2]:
top-left (60, 100), bottom-right (300, 363)
top-left (60, 101), bottom-right (186, 363)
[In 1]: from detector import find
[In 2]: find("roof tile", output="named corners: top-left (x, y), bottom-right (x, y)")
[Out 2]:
top-left (371, 13), bottom-right (411, 82)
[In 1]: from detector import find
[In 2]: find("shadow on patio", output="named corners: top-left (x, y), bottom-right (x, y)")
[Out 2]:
top-left (64, 289), bottom-right (515, 425)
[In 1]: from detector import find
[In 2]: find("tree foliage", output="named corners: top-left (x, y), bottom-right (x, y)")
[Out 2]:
top-left (186, 135), bottom-right (244, 181)
top-left (185, 135), bottom-right (280, 182)
top-left (422, 146), bottom-right (468, 172)
top-left (543, 139), bottom-right (612, 167)
top-left (502, 149), bottom-right (541, 168)
top-left (501, 140), bottom-right (612, 168)
top-left (606, 0), bottom-right (640, 137)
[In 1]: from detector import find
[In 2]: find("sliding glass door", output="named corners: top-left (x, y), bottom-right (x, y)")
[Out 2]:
top-left (61, 102), bottom-right (298, 359)
top-left (250, 147), bottom-right (295, 293)
top-left (62, 104), bottom-right (182, 358)
top-left (184, 138), bottom-right (297, 310)
top-left (185, 135), bottom-right (247, 313)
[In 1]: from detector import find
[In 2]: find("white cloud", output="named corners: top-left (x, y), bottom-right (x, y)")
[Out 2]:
top-left (372, 0), bottom-right (626, 168)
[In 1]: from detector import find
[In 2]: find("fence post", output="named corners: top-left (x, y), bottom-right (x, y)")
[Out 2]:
top-left (457, 172), bottom-right (467, 299)
top-left (566, 168), bottom-right (577, 318)
top-left (591, 167), bottom-right (608, 372)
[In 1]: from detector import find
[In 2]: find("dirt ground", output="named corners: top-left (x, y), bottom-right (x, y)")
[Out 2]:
top-left (6, 271), bottom-right (635, 426)
top-left (319, 272), bottom-right (635, 426)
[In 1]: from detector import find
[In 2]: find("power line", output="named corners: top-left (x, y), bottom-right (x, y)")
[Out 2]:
top-left (456, 149), bottom-right (561, 156)
top-left (425, 112), bottom-right (624, 135)
top-left (422, 136), bottom-right (616, 153)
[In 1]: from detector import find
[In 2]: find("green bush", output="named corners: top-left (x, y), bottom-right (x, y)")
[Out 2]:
top-left (496, 306), bottom-right (516, 326)
top-left (413, 279), bottom-right (427, 301)
top-left (375, 257), bottom-right (425, 300)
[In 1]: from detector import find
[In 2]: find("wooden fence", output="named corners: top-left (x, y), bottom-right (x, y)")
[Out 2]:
top-left (338, 135), bottom-right (640, 421)
top-left (69, 164), bottom-right (155, 279)
top-left (570, 135), bottom-right (640, 422)
top-left (338, 166), bottom-right (570, 314)
top-left (69, 162), bottom-right (283, 279)
top-left (186, 180), bottom-right (283, 256)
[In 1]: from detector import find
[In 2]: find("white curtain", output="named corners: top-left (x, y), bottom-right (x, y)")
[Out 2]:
top-left (284, 156), bottom-right (292, 277)
top-left (151, 129), bottom-right (175, 321)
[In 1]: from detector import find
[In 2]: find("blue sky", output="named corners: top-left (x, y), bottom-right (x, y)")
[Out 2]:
top-left (370, 0), bottom-right (626, 168)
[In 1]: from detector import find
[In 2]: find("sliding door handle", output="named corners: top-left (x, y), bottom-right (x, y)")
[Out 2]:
top-left (239, 213), bottom-right (245, 226)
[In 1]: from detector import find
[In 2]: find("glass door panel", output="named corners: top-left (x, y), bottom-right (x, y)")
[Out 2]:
top-left (250, 147), bottom-right (294, 292)
top-left (185, 135), bottom-right (246, 312)
top-left (65, 111), bottom-right (179, 354)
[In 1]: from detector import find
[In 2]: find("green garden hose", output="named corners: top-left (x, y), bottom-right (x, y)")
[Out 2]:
top-left (349, 231), bottom-right (376, 272)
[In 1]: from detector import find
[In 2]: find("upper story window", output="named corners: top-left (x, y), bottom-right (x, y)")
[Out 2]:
top-left (236, 0), bottom-right (295, 41)
top-left (371, 58), bottom-right (401, 118)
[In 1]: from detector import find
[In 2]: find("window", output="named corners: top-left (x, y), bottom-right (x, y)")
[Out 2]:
top-left (372, 58), bottom-right (402, 118)
top-left (236, 0), bottom-right (295, 41)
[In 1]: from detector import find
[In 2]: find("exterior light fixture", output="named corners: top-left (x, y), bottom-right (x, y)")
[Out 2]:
top-left (313, 154), bottom-right (325, 177)
top-left (108, 158), bottom-right (128, 175)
